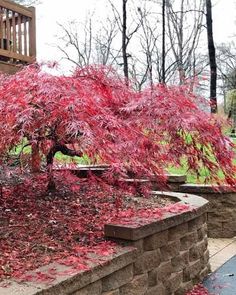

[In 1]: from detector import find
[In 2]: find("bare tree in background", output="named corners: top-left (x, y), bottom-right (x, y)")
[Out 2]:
top-left (55, 0), bottom-right (216, 97)
top-left (94, 18), bottom-right (119, 65)
top-left (57, 19), bottom-right (93, 68)
top-left (142, 0), bottom-right (167, 84)
top-left (217, 43), bottom-right (236, 112)
top-left (122, 0), bottom-right (129, 80)
top-left (217, 43), bottom-right (236, 91)
top-left (161, 0), bottom-right (166, 83)
top-left (57, 15), bottom-right (119, 69)
top-left (206, 0), bottom-right (217, 113)
top-left (57, 0), bottom-right (158, 88)
top-left (166, 0), bottom-right (205, 84)
top-left (136, 6), bottom-right (159, 88)
top-left (109, 0), bottom-right (141, 82)
top-left (129, 3), bottom-right (175, 89)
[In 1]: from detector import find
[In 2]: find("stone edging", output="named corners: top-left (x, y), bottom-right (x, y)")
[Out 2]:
top-left (180, 183), bottom-right (236, 194)
top-left (0, 247), bottom-right (137, 295)
top-left (105, 191), bottom-right (208, 241)
top-left (179, 184), bottom-right (236, 238)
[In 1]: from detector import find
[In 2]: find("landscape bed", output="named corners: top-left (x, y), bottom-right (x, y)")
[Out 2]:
top-left (0, 182), bottom-right (210, 295)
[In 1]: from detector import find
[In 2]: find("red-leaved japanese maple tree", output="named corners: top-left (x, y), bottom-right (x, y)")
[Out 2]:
top-left (0, 63), bottom-right (235, 190)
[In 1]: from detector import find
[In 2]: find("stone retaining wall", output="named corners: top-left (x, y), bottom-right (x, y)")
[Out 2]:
top-left (55, 166), bottom-right (187, 193)
top-left (180, 184), bottom-right (236, 238)
top-left (104, 192), bottom-right (210, 295)
top-left (153, 174), bottom-right (187, 192)
top-left (0, 192), bottom-right (209, 295)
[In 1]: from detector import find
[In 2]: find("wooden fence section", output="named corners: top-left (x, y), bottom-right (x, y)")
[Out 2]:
top-left (0, 0), bottom-right (36, 65)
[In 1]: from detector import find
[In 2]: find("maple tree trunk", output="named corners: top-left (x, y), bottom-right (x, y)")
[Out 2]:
top-left (206, 0), bottom-right (217, 113)
top-left (47, 165), bottom-right (56, 191)
top-left (31, 143), bottom-right (41, 172)
top-left (46, 144), bottom-right (82, 167)
top-left (46, 143), bottom-right (83, 191)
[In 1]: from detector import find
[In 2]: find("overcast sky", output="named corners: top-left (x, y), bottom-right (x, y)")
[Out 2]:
top-left (35, 0), bottom-right (236, 71)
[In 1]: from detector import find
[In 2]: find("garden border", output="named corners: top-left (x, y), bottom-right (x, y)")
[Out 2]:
top-left (0, 191), bottom-right (210, 295)
top-left (179, 184), bottom-right (236, 238)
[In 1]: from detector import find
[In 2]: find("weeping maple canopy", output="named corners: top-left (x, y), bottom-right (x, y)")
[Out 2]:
top-left (0, 63), bottom-right (235, 187)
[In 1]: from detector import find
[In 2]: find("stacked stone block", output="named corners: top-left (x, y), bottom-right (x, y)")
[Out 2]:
top-left (103, 219), bottom-right (209, 295)
top-left (103, 192), bottom-right (210, 295)
top-left (180, 184), bottom-right (236, 238)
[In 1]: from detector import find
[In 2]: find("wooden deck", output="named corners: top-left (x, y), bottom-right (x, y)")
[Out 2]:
top-left (0, 0), bottom-right (36, 74)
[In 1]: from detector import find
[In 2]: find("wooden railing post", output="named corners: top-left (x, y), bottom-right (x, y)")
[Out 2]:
top-left (0, 7), bottom-right (4, 49)
top-left (28, 6), bottom-right (36, 60)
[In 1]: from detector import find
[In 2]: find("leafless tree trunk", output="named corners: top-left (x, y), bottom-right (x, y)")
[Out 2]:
top-left (161, 0), bottom-right (166, 83)
top-left (109, 0), bottom-right (141, 82)
top-left (122, 0), bottom-right (129, 81)
top-left (206, 0), bottom-right (217, 113)
top-left (166, 0), bottom-right (185, 83)
top-left (137, 4), bottom-right (178, 86)
top-left (129, 57), bottom-right (149, 91)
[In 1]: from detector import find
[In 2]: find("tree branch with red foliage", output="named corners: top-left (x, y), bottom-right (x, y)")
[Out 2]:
top-left (0, 63), bottom-right (235, 192)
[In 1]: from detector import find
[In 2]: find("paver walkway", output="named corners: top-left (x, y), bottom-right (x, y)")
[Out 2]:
top-left (208, 238), bottom-right (236, 272)
top-left (203, 238), bottom-right (236, 294)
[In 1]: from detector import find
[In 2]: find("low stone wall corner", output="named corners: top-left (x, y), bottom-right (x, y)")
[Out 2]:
top-left (179, 184), bottom-right (236, 238)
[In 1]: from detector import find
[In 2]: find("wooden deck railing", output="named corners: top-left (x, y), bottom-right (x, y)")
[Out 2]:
top-left (0, 0), bottom-right (36, 64)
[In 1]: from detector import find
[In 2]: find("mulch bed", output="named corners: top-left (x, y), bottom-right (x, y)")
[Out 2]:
top-left (0, 170), bottom-right (189, 282)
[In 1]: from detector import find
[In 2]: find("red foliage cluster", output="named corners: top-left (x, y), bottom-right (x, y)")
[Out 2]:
top-left (186, 284), bottom-right (214, 295)
top-left (0, 64), bottom-right (234, 188)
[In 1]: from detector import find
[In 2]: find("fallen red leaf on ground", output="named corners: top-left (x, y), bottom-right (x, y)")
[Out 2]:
top-left (0, 173), bottom-right (189, 282)
top-left (186, 284), bottom-right (214, 295)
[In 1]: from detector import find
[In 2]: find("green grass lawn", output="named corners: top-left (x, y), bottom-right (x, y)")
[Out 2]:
top-left (10, 142), bottom-right (91, 166)
top-left (167, 164), bottom-right (204, 183)
top-left (55, 151), bottom-right (231, 184)
top-left (166, 162), bottom-right (226, 184)
top-left (54, 152), bottom-right (90, 165)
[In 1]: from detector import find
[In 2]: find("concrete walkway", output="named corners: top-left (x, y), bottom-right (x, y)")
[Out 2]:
top-left (208, 237), bottom-right (236, 272)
